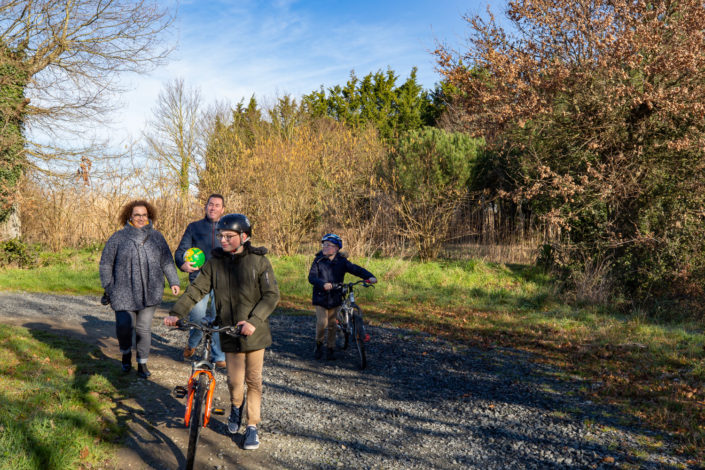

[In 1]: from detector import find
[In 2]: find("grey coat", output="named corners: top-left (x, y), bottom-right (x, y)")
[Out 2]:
top-left (99, 222), bottom-right (180, 311)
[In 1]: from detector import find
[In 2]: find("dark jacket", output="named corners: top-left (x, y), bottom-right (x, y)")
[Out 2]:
top-left (174, 217), bottom-right (221, 283)
top-left (308, 251), bottom-right (374, 309)
top-left (99, 222), bottom-right (180, 311)
top-left (170, 243), bottom-right (280, 352)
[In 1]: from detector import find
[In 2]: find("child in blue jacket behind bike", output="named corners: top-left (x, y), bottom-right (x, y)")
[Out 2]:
top-left (308, 233), bottom-right (376, 361)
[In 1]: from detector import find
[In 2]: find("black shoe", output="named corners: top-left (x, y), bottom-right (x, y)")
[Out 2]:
top-left (314, 342), bottom-right (323, 360)
top-left (137, 363), bottom-right (151, 379)
top-left (326, 347), bottom-right (335, 361)
top-left (121, 353), bottom-right (131, 373)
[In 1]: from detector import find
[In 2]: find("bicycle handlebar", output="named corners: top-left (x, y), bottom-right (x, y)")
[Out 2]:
top-left (175, 319), bottom-right (244, 337)
top-left (332, 279), bottom-right (375, 290)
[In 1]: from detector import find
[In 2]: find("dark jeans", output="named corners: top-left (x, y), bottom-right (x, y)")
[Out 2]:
top-left (115, 306), bottom-right (157, 364)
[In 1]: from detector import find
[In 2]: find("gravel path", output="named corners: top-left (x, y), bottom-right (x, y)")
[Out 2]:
top-left (0, 291), bottom-right (695, 469)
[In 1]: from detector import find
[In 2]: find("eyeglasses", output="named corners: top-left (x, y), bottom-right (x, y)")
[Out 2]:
top-left (217, 233), bottom-right (240, 241)
top-left (321, 242), bottom-right (337, 248)
top-left (132, 214), bottom-right (149, 218)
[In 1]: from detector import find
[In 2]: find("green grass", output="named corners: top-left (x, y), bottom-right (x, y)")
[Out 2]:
top-left (1, 246), bottom-right (705, 462)
top-left (0, 324), bottom-right (129, 469)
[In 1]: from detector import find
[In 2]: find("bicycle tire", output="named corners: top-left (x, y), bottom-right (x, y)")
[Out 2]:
top-left (352, 307), bottom-right (367, 369)
top-left (185, 373), bottom-right (208, 470)
top-left (338, 308), bottom-right (350, 349)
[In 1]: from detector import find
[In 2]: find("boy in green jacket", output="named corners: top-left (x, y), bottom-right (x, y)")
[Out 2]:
top-left (164, 213), bottom-right (279, 450)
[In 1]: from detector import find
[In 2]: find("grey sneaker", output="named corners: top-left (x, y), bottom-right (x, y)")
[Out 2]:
top-left (243, 425), bottom-right (259, 450)
top-left (227, 402), bottom-right (244, 434)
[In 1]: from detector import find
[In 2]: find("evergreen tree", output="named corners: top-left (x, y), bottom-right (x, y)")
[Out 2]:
top-left (302, 67), bottom-right (439, 140)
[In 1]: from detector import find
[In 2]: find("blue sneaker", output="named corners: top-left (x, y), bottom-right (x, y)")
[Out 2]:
top-left (227, 401), bottom-right (244, 434)
top-left (243, 425), bottom-right (259, 450)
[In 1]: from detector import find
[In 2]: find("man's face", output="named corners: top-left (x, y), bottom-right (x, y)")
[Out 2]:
top-left (205, 197), bottom-right (224, 221)
top-left (218, 230), bottom-right (246, 253)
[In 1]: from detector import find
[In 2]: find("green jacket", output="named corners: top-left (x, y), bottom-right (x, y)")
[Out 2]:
top-left (170, 243), bottom-right (280, 352)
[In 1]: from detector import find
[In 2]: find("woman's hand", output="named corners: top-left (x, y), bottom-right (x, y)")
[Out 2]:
top-left (171, 285), bottom-right (181, 295)
top-left (236, 320), bottom-right (256, 336)
top-left (323, 282), bottom-right (333, 291)
top-left (164, 315), bottom-right (179, 326)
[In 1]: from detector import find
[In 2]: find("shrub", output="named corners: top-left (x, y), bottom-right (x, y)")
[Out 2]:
top-left (0, 238), bottom-right (37, 268)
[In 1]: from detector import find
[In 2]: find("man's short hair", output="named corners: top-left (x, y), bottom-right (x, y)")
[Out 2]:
top-left (206, 193), bottom-right (225, 206)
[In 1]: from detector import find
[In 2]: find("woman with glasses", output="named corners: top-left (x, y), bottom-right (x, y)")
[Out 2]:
top-left (308, 233), bottom-right (377, 361)
top-left (99, 200), bottom-right (181, 378)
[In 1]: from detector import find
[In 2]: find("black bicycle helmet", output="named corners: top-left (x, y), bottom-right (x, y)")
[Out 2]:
top-left (217, 213), bottom-right (252, 236)
top-left (321, 233), bottom-right (342, 249)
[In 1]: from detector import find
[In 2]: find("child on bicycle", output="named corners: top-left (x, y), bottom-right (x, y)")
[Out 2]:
top-left (308, 233), bottom-right (376, 361)
top-left (164, 213), bottom-right (279, 450)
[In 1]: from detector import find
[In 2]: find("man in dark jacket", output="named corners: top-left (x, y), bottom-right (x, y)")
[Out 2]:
top-left (165, 214), bottom-right (279, 451)
top-left (174, 194), bottom-right (226, 367)
top-left (308, 233), bottom-right (376, 360)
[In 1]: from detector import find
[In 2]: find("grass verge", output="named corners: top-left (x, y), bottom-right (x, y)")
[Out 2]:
top-left (1, 247), bottom-right (703, 463)
top-left (0, 324), bottom-right (130, 469)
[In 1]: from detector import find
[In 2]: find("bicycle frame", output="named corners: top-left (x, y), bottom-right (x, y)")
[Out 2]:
top-left (174, 320), bottom-right (242, 427)
top-left (333, 280), bottom-right (372, 368)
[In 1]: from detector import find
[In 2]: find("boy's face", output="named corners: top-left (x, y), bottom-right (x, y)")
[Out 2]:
top-left (219, 230), bottom-right (246, 253)
top-left (322, 241), bottom-right (339, 257)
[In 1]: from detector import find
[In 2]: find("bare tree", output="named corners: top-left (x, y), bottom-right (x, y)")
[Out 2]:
top-left (143, 77), bottom-right (204, 206)
top-left (0, 0), bottom-right (174, 238)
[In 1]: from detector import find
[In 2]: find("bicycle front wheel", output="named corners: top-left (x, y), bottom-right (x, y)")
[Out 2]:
top-left (337, 308), bottom-right (350, 349)
top-left (352, 307), bottom-right (367, 369)
top-left (186, 374), bottom-right (208, 470)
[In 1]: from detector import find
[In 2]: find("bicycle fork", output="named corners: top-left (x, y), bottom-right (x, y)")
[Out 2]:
top-left (175, 370), bottom-right (220, 427)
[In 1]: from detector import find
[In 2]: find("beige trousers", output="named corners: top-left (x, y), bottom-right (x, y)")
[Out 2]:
top-left (225, 348), bottom-right (265, 426)
top-left (315, 305), bottom-right (339, 348)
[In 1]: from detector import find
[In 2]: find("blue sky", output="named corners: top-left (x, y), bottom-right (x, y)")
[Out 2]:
top-left (109, 0), bottom-right (507, 142)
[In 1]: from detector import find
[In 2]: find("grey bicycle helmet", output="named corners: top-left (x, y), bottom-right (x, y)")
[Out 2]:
top-left (217, 213), bottom-right (252, 236)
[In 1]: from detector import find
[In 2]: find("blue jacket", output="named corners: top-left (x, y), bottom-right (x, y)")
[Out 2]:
top-left (308, 251), bottom-right (374, 309)
top-left (174, 217), bottom-right (221, 283)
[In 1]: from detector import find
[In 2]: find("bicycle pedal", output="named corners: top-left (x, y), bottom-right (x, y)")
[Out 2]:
top-left (212, 408), bottom-right (226, 415)
top-left (363, 334), bottom-right (371, 342)
top-left (173, 386), bottom-right (188, 398)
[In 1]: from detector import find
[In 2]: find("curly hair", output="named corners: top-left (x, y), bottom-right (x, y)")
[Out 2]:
top-left (118, 200), bottom-right (157, 226)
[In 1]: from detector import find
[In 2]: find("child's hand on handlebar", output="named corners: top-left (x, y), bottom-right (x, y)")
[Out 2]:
top-left (365, 277), bottom-right (377, 284)
top-left (236, 320), bottom-right (256, 336)
top-left (164, 315), bottom-right (179, 326)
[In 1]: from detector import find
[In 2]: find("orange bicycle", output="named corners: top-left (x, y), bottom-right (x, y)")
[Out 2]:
top-left (172, 319), bottom-right (243, 470)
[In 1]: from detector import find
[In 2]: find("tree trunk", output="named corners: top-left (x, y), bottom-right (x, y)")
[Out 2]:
top-left (0, 204), bottom-right (20, 241)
